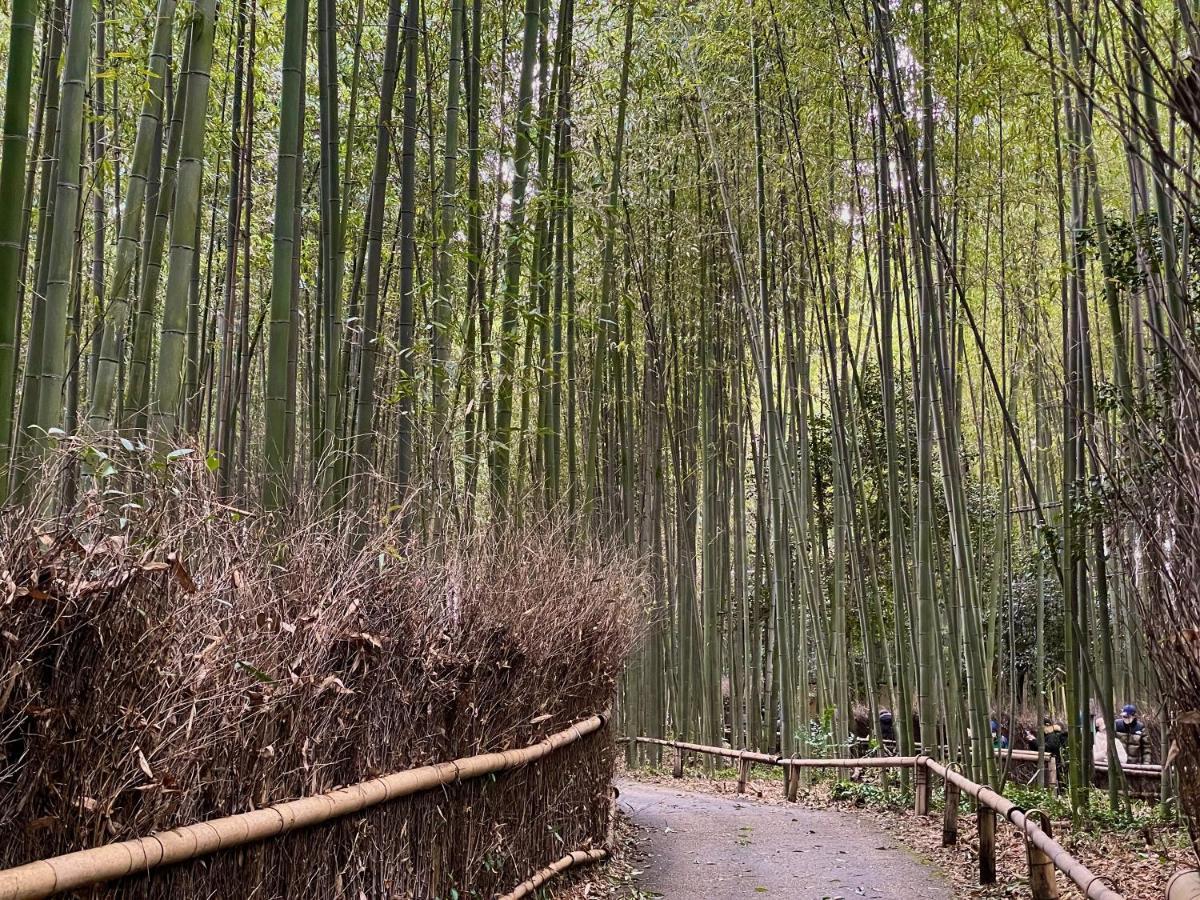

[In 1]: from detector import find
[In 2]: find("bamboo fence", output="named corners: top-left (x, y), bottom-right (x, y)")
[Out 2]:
top-left (0, 714), bottom-right (610, 900)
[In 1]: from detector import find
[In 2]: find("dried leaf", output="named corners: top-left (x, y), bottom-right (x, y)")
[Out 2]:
top-left (135, 747), bottom-right (155, 781)
top-left (25, 816), bottom-right (58, 834)
top-left (318, 675), bottom-right (354, 696)
top-left (168, 553), bottom-right (197, 593)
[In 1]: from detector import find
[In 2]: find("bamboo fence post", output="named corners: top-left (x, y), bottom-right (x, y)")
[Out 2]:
top-left (978, 804), bottom-right (997, 884)
top-left (914, 759), bottom-right (930, 816)
top-left (942, 769), bottom-right (961, 846)
top-left (1024, 809), bottom-right (1059, 900)
top-left (672, 746), bottom-right (684, 778)
top-left (1043, 754), bottom-right (1057, 792)
top-left (785, 764), bottom-right (799, 802)
top-left (736, 757), bottom-right (750, 793)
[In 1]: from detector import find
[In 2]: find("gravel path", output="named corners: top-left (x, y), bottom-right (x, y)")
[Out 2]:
top-left (616, 780), bottom-right (953, 899)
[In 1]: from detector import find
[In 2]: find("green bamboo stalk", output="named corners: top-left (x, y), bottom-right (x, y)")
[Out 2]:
top-left (316, 0), bottom-right (342, 496)
top-left (488, 0), bottom-right (542, 511)
top-left (28, 0), bottom-right (93, 452)
top-left (12, 0), bottom-right (65, 485)
top-left (582, 0), bottom-right (635, 521)
top-left (0, 0), bottom-right (39, 487)
top-left (87, 0), bottom-right (178, 430)
top-left (124, 45), bottom-right (187, 433)
top-left (262, 0), bottom-right (308, 506)
top-left (460, 0), bottom-right (483, 512)
top-left (215, 0), bottom-right (251, 490)
top-left (393, 0), bottom-right (418, 503)
top-left (350, 0), bottom-right (403, 498)
top-left (429, 0), bottom-right (465, 494)
top-left (149, 0), bottom-right (218, 439)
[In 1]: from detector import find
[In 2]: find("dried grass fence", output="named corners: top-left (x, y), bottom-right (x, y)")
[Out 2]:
top-left (1116, 375), bottom-right (1200, 871)
top-left (0, 714), bottom-right (610, 899)
top-left (623, 735), bottom-right (1127, 900)
top-left (0, 452), bottom-right (642, 898)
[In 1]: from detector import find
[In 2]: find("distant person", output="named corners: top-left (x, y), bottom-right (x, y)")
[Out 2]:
top-left (879, 709), bottom-right (896, 746)
top-left (1115, 704), bottom-right (1151, 764)
top-left (1027, 717), bottom-right (1068, 793)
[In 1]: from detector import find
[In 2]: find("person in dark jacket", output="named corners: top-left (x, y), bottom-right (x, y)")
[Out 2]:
top-left (879, 709), bottom-right (896, 747)
top-left (1025, 717), bottom-right (1068, 792)
top-left (1115, 704), bottom-right (1151, 764)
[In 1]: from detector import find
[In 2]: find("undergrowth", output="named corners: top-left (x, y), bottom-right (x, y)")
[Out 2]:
top-left (829, 778), bottom-right (914, 812)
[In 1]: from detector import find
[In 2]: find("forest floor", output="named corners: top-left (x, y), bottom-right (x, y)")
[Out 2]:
top-left (560, 766), bottom-right (1190, 899)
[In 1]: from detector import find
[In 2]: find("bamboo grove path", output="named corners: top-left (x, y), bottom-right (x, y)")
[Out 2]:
top-left (617, 780), bottom-right (953, 899)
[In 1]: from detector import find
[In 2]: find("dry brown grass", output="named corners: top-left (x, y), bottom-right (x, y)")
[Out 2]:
top-left (1116, 364), bottom-right (1200, 864)
top-left (0, 447), bottom-right (643, 897)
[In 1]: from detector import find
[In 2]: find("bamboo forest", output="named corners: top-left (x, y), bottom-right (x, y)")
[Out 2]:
top-left (3, 0), bottom-right (1200, 895)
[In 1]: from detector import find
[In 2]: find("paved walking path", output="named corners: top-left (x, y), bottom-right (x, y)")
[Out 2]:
top-left (617, 780), bottom-right (953, 899)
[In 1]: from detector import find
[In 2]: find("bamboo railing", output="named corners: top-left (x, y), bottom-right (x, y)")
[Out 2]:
top-left (0, 713), bottom-right (611, 900)
top-left (623, 735), bottom-right (1126, 900)
top-left (497, 848), bottom-right (609, 899)
top-left (1166, 868), bottom-right (1200, 900)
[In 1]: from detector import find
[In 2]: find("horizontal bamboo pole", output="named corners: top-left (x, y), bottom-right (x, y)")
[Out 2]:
top-left (1092, 760), bottom-right (1162, 777)
top-left (778, 755), bottom-right (920, 768)
top-left (625, 735), bottom-right (778, 765)
top-left (1167, 869), bottom-right (1200, 900)
top-left (922, 758), bottom-right (1123, 900)
top-left (1000, 749), bottom-right (1162, 779)
top-left (0, 714), bottom-right (609, 900)
top-left (497, 848), bottom-right (608, 900)
top-left (1000, 749), bottom-right (1047, 762)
